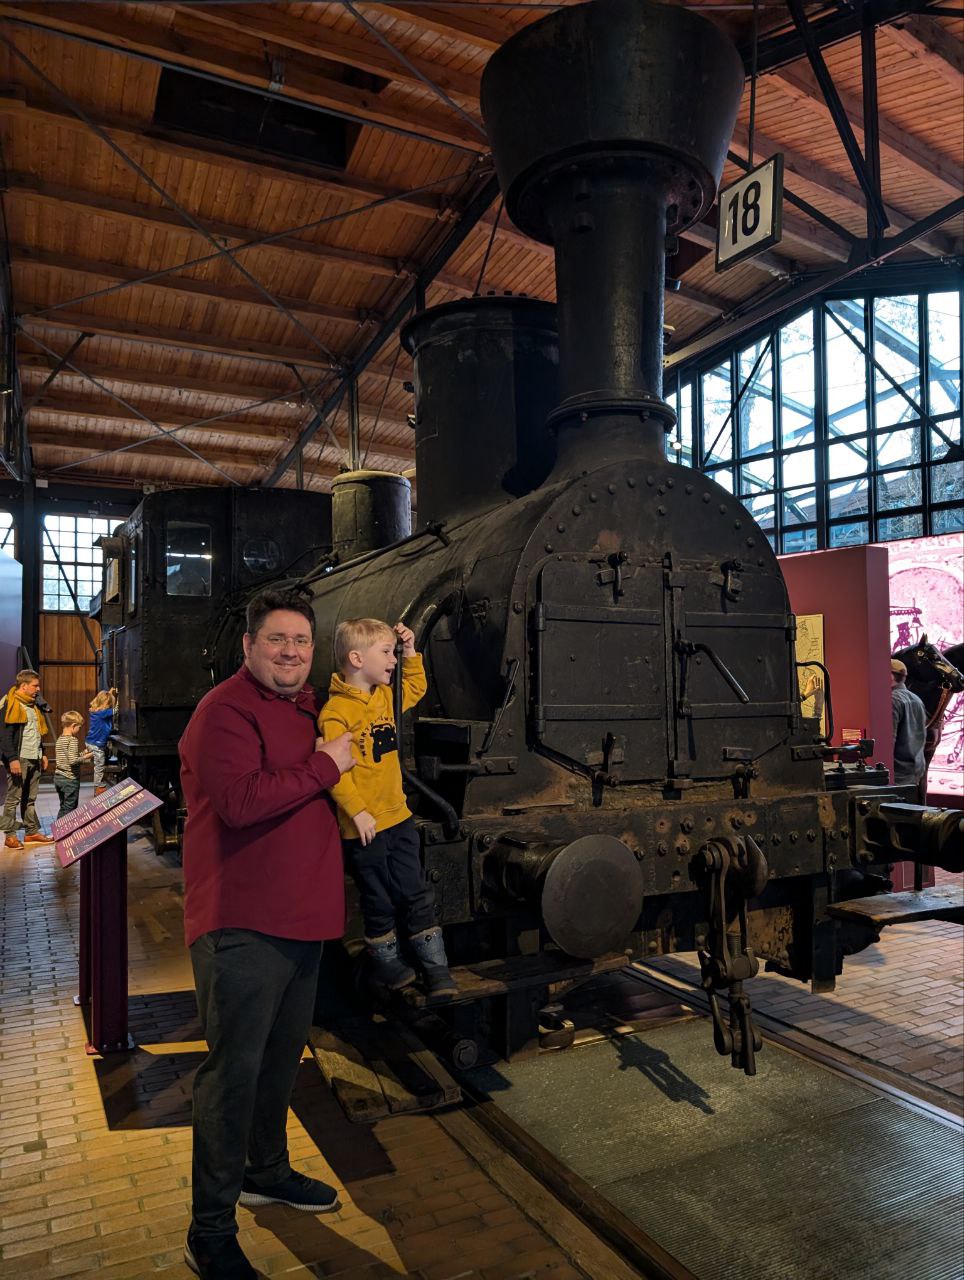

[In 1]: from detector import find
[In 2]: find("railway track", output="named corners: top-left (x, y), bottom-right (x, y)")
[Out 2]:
top-left (445, 967), bottom-right (964, 1280)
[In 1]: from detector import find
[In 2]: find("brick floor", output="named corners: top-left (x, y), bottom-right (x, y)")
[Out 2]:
top-left (0, 785), bottom-right (594, 1279)
top-left (2, 787), bottom-right (961, 1278)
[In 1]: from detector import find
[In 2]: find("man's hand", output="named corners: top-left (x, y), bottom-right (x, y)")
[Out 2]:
top-left (316, 731), bottom-right (355, 776)
top-left (352, 810), bottom-right (378, 846)
top-left (9, 759), bottom-right (21, 777)
top-left (394, 622), bottom-right (416, 657)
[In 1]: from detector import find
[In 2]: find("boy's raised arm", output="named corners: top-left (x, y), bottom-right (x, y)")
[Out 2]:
top-left (401, 653), bottom-right (427, 713)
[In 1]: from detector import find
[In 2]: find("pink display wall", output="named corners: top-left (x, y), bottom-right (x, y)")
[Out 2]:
top-left (885, 533), bottom-right (964, 805)
top-left (779, 544), bottom-right (893, 775)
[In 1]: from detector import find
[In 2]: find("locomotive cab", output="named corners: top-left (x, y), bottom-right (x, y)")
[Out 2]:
top-left (93, 487), bottom-right (333, 849)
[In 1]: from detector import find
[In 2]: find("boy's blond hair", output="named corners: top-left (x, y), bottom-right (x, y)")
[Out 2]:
top-left (89, 688), bottom-right (117, 712)
top-left (61, 711), bottom-right (84, 728)
top-left (334, 618), bottom-right (395, 672)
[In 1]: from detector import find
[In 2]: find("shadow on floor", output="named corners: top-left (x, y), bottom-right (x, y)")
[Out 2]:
top-left (290, 1061), bottom-right (397, 1184)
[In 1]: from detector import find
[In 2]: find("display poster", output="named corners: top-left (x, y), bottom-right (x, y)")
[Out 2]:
top-left (885, 533), bottom-right (964, 801)
top-left (54, 780), bottom-right (162, 868)
top-left (795, 612), bottom-right (827, 737)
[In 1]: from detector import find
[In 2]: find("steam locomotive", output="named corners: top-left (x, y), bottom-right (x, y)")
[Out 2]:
top-left (96, 0), bottom-right (963, 1070)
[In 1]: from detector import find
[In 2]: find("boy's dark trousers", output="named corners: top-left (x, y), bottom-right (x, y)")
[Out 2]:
top-left (344, 816), bottom-right (435, 937)
top-left (54, 776), bottom-right (80, 820)
top-left (189, 928), bottom-right (322, 1239)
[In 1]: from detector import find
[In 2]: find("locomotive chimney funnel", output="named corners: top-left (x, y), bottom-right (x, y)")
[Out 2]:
top-left (480, 0), bottom-right (743, 464)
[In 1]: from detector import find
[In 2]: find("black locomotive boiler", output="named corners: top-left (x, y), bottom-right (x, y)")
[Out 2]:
top-left (99, 0), bottom-right (963, 1071)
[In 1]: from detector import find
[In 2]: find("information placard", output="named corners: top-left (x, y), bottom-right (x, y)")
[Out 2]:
top-left (54, 779), bottom-right (162, 868)
top-left (716, 155), bottom-right (784, 272)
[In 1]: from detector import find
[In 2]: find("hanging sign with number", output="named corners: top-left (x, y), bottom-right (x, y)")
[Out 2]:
top-left (715, 154), bottom-right (784, 272)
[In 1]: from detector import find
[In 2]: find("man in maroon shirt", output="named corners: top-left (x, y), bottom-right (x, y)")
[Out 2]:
top-left (179, 589), bottom-right (354, 1280)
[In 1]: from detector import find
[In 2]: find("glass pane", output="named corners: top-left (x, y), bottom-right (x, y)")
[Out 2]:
top-left (873, 295), bottom-right (921, 429)
top-left (166, 522), bottom-right (212, 597)
top-left (930, 417), bottom-right (962, 462)
top-left (828, 476), bottom-right (869, 519)
top-left (877, 513), bottom-right (923, 541)
top-left (677, 381), bottom-right (693, 468)
top-left (931, 457), bottom-right (963, 506)
top-left (782, 527), bottom-right (817, 554)
top-left (744, 491), bottom-right (776, 530)
top-left (828, 437), bottom-right (868, 480)
top-left (701, 363), bottom-right (733, 466)
top-left (739, 338), bottom-right (774, 457)
top-left (708, 466), bottom-right (734, 493)
top-left (876, 468), bottom-right (921, 511)
top-left (783, 486), bottom-right (816, 526)
top-left (829, 520), bottom-right (868, 547)
top-left (782, 448), bottom-right (815, 488)
top-left (779, 310), bottom-right (815, 448)
top-left (875, 427), bottom-right (920, 470)
top-left (926, 291), bottom-right (961, 415)
top-left (740, 456), bottom-right (775, 493)
top-left (933, 506), bottom-right (964, 534)
top-left (826, 301), bottom-right (868, 437)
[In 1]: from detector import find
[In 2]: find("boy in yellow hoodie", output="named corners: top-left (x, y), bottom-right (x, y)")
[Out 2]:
top-left (319, 618), bottom-right (456, 996)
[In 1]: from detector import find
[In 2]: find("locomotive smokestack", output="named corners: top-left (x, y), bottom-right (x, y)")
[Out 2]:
top-left (480, 0), bottom-right (744, 462)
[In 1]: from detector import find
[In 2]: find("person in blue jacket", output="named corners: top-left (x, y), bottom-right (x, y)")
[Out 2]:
top-left (85, 687), bottom-right (117, 788)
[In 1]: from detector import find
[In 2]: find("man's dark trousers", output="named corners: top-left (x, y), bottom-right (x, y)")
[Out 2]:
top-left (190, 928), bottom-right (321, 1238)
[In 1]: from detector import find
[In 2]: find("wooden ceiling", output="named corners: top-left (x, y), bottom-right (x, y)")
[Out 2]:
top-left (1, 0), bottom-right (961, 492)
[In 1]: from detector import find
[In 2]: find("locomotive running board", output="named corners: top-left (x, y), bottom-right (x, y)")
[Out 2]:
top-left (399, 949), bottom-right (631, 1009)
top-left (826, 883), bottom-right (964, 928)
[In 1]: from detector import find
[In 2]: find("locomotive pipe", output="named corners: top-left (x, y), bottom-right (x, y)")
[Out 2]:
top-left (392, 638), bottom-right (460, 839)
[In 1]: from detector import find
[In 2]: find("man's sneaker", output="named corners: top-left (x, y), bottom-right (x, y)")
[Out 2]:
top-left (4, 836), bottom-right (24, 850)
top-left (184, 1229), bottom-right (257, 1279)
top-left (238, 1170), bottom-right (339, 1213)
top-left (23, 833), bottom-right (52, 845)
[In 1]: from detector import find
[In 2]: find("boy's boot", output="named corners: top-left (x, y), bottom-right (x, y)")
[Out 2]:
top-left (366, 932), bottom-right (416, 990)
top-left (409, 927), bottom-right (458, 998)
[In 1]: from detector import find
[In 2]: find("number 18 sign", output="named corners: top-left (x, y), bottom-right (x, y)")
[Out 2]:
top-left (715, 154), bottom-right (784, 272)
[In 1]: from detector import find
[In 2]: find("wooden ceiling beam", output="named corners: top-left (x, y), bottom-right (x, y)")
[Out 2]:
top-left (729, 124), bottom-right (955, 257)
top-left (18, 353), bottom-right (294, 403)
top-left (5, 172), bottom-right (407, 280)
top-left (13, 245), bottom-right (372, 329)
top-left (0, 3), bottom-right (484, 151)
top-left (29, 428), bottom-right (280, 471)
top-left (20, 309), bottom-right (339, 370)
top-left (886, 14), bottom-right (964, 89)
top-left (772, 64), bottom-right (963, 199)
top-left (27, 394), bottom-right (415, 457)
top-left (5, 173), bottom-right (486, 300)
top-left (174, 3), bottom-right (481, 102)
top-left (0, 93), bottom-right (449, 221)
top-left (365, 3), bottom-right (504, 51)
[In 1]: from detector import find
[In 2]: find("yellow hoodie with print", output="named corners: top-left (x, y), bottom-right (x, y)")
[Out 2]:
top-left (319, 654), bottom-right (427, 838)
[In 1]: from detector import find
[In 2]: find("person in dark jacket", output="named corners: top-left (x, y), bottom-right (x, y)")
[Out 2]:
top-left (1, 669), bottom-right (50, 850)
top-left (891, 658), bottom-right (928, 803)
top-left (179, 589), bottom-right (354, 1280)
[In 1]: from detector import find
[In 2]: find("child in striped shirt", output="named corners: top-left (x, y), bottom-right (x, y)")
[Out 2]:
top-left (54, 712), bottom-right (92, 819)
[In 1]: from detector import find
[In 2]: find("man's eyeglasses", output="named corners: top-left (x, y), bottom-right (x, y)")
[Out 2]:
top-left (261, 634), bottom-right (314, 650)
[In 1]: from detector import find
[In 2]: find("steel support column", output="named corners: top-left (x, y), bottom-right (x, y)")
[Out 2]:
top-left (347, 378), bottom-right (361, 472)
top-left (860, 0), bottom-right (886, 244)
top-left (785, 0), bottom-right (889, 233)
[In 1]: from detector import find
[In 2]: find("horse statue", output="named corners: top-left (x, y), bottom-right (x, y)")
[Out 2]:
top-left (893, 635), bottom-right (964, 778)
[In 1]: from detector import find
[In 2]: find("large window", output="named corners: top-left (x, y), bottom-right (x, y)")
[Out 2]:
top-left (0, 511), bottom-right (13, 555)
top-left (42, 515), bottom-right (114, 612)
top-left (671, 281), bottom-right (962, 552)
